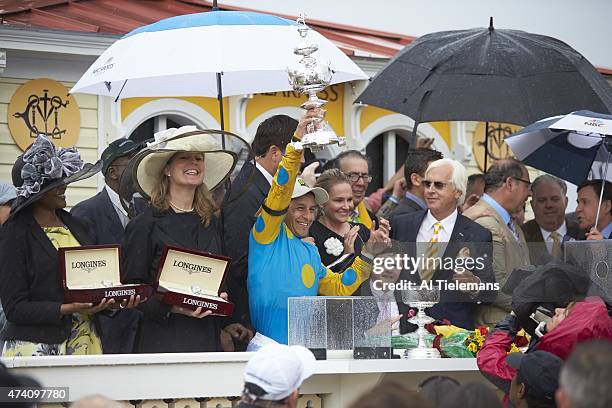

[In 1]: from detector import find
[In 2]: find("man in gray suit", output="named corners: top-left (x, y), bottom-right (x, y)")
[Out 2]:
top-left (522, 175), bottom-right (582, 264)
top-left (463, 159), bottom-right (532, 327)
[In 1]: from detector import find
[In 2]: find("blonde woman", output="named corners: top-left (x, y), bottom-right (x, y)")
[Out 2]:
top-left (123, 127), bottom-right (251, 353)
top-left (310, 169), bottom-right (389, 271)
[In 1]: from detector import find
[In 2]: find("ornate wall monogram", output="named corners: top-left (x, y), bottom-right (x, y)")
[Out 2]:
top-left (472, 122), bottom-right (521, 171)
top-left (7, 78), bottom-right (81, 151)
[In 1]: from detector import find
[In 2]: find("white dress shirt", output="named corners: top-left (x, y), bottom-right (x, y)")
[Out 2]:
top-left (105, 185), bottom-right (129, 228)
top-left (416, 209), bottom-right (458, 274)
top-left (255, 161), bottom-right (274, 185)
top-left (540, 222), bottom-right (568, 254)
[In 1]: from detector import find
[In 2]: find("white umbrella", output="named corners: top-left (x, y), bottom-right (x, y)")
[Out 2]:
top-left (70, 10), bottom-right (367, 101)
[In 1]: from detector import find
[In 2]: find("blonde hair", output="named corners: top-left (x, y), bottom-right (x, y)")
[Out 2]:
top-left (314, 168), bottom-right (351, 194)
top-left (150, 153), bottom-right (217, 226)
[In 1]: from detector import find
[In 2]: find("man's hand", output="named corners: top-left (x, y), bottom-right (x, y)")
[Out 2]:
top-left (366, 314), bottom-right (402, 336)
top-left (301, 161), bottom-right (319, 187)
top-left (586, 226), bottom-right (604, 240)
top-left (301, 236), bottom-right (315, 245)
top-left (60, 298), bottom-right (114, 315)
top-left (391, 178), bottom-right (407, 199)
top-left (295, 108), bottom-right (325, 139)
top-left (223, 323), bottom-right (254, 343)
top-left (453, 270), bottom-right (481, 293)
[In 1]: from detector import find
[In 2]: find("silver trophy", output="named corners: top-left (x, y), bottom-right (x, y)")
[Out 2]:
top-left (288, 15), bottom-right (346, 152)
top-left (401, 286), bottom-right (441, 358)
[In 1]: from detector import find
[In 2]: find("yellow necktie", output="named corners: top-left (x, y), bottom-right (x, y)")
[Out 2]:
top-left (421, 222), bottom-right (442, 281)
top-left (550, 231), bottom-right (562, 260)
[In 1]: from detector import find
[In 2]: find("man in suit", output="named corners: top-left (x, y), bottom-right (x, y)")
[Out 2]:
top-left (522, 175), bottom-right (582, 264)
top-left (463, 159), bottom-right (532, 327)
top-left (391, 159), bottom-right (495, 330)
top-left (377, 148), bottom-right (443, 222)
top-left (222, 115), bottom-right (298, 331)
top-left (576, 179), bottom-right (612, 240)
top-left (71, 138), bottom-right (142, 354)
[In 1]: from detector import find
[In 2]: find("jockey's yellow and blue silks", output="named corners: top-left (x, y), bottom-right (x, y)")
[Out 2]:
top-left (247, 143), bottom-right (372, 344)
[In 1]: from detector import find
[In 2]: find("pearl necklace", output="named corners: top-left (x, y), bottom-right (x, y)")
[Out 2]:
top-left (169, 200), bottom-right (194, 213)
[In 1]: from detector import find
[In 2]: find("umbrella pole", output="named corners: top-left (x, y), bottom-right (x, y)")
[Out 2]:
top-left (216, 72), bottom-right (226, 147)
top-left (594, 137), bottom-right (611, 229)
top-left (484, 121), bottom-right (490, 171)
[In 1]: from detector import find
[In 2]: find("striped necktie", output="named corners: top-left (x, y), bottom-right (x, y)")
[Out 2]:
top-left (550, 231), bottom-right (562, 260)
top-left (421, 222), bottom-right (442, 281)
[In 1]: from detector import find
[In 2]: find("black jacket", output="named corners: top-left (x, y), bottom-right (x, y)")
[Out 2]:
top-left (122, 207), bottom-right (224, 353)
top-left (388, 196), bottom-right (424, 224)
top-left (222, 161), bottom-right (270, 326)
top-left (71, 188), bottom-right (124, 245)
top-left (0, 209), bottom-right (94, 344)
top-left (391, 210), bottom-right (495, 330)
top-left (71, 187), bottom-right (142, 354)
top-left (521, 217), bottom-right (583, 265)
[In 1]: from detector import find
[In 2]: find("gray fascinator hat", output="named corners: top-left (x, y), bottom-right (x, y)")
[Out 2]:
top-left (10, 135), bottom-right (101, 216)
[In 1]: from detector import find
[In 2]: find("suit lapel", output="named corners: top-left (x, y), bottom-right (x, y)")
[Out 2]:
top-left (441, 214), bottom-right (468, 259)
top-left (100, 188), bottom-right (124, 237)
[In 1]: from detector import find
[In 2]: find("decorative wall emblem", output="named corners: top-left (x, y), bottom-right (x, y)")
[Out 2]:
top-left (472, 122), bottom-right (521, 171)
top-left (7, 78), bottom-right (81, 151)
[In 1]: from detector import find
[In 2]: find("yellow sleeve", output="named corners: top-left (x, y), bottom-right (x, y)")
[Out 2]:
top-left (318, 256), bottom-right (372, 296)
top-left (252, 143), bottom-right (302, 245)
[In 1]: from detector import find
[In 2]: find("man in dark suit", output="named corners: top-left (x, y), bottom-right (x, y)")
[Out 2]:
top-left (576, 179), bottom-right (612, 240)
top-left (71, 138), bottom-right (141, 354)
top-left (521, 175), bottom-right (582, 264)
top-left (391, 158), bottom-right (495, 330)
top-left (222, 115), bottom-right (298, 330)
top-left (377, 148), bottom-right (443, 222)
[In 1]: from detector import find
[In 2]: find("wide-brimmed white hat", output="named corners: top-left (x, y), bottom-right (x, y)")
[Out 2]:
top-left (132, 126), bottom-right (238, 199)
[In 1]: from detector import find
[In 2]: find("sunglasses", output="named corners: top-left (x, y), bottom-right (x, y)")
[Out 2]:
top-left (423, 180), bottom-right (450, 190)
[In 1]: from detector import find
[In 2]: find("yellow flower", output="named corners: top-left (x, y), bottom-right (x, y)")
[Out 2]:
top-left (468, 343), bottom-right (478, 353)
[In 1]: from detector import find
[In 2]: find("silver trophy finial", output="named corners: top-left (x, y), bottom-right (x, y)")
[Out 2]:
top-left (288, 14), bottom-right (346, 152)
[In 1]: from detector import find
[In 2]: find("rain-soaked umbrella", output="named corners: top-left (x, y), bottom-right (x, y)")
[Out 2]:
top-left (357, 18), bottom-right (612, 168)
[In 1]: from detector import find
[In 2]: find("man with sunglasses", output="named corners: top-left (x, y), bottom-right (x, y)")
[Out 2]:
top-left (463, 158), bottom-right (532, 327)
top-left (391, 159), bottom-right (495, 330)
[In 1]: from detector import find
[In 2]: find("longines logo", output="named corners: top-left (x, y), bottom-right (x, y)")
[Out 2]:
top-left (71, 260), bottom-right (107, 273)
top-left (173, 259), bottom-right (212, 275)
top-left (7, 78), bottom-right (80, 151)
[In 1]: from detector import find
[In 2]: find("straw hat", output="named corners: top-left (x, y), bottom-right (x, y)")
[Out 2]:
top-left (132, 126), bottom-right (238, 199)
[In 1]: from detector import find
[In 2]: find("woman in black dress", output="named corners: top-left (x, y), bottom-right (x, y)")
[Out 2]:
top-left (0, 135), bottom-right (110, 356)
top-left (310, 169), bottom-right (371, 272)
top-left (123, 127), bottom-right (250, 353)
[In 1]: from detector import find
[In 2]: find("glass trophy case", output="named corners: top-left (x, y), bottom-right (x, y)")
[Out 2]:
top-left (288, 296), bottom-right (393, 359)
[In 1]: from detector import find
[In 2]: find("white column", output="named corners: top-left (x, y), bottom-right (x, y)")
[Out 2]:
top-left (383, 130), bottom-right (396, 183)
top-left (154, 115), bottom-right (167, 133)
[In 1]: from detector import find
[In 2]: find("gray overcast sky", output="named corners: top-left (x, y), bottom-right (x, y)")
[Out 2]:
top-left (223, 0), bottom-right (612, 69)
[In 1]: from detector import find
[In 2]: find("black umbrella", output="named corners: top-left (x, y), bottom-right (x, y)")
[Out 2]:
top-left (357, 18), bottom-right (612, 168)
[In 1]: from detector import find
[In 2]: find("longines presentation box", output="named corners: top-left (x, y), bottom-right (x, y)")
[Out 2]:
top-left (155, 246), bottom-right (234, 316)
top-left (59, 245), bottom-right (152, 303)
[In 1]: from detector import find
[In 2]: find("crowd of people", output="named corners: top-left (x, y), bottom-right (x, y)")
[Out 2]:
top-left (0, 106), bottom-right (611, 405)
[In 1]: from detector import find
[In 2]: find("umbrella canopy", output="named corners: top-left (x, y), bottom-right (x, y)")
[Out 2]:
top-left (71, 10), bottom-right (367, 99)
top-left (505, 110), bottom-right (612, 185)
top-left (356, 20), bottom-right (612, 126)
